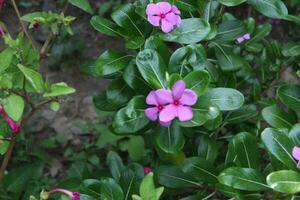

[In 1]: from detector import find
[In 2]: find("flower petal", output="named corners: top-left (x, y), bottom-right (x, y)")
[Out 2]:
top-left (165, 12), bottom-right (178, 26)
top-left (147, 15), bottom-right (160, 26)
top-left (237, 37), bottom-right (245, 44)
top-left (177, 105), bottom-right (193, 122)
top-left (146, 3), bottom-right (160, 15)
top-left (172, 80), bottom-right (185, 100)
top-left (180, 89), bottom-right (198, 106)
top-left (172, 5), bottom-right (181, 14)
top-left (175, 15), bottom-right (181, 27)
top-left (292, 147), bottom-right (300, 161)
top-left (146, 91), bottom-right (158, 106)
top-left (155, 89), bottom-right (173, 105)
top-left (243, 33), bottom-right (251, 40)
top-left (157, 2), bottom-right (172, 14)
top-left (145, 107), bottom-right (159, 121)
top-left (160, 120), bottom-right (172, 127)
top-left (159, 104), bottom-right (177, 123)
top-left (161, 19), bottom-right (174, 33)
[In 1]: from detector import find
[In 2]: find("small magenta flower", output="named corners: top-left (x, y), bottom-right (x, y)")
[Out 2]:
top-left (0, 105), bottom-right (21, 134)
top-left (157, 80), bottom-right (198, 124)
top-left (237, 33), bottom-right (250, 43)
top-left (48, 188), bottom-right (80, 200)
top-left (0, 0), bottom-right (4, 10)
top-left (144, 166), bottom-right (152, 175)
top-left (292, 147), bottom-right (300, 168)
top-left (145, 90), bottom-right (168, 123)
top-left (146, 2), bottom-right (181, 33)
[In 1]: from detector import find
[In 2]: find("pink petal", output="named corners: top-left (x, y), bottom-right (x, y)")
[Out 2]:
top-left (180, 89), bottom-right (198, 106)
top-left (165, 12), bottom-right (178, 26)
top-left (155, 89), bottom-right (173, 105)
top-left (159, 104), bottom-right (177, 123)
top-left (172, 5), bottom-right (181, 14)
top-left (160, 120), bottom-right (172, 127)
top-left (147, 15), bottom-right (160, 27)
top-left (145, 107), bottom-right (159, 121)
top-left (146, 3), bottom-right (160, 15)
top-left (172, 80), bottom-right (185, 100)
top-left (292, 147), bottom-right (300, 161)
top-left (175, 15), bottom-right (181, 27)
top-left (243, 33), bottom-right (250, 40)
top-left (237, 37), bottom-right (244, 43)
top-left (146, 91), bottom-right (158, 106)
top-left (177, 105), bottom-right (193, 122)
top-left (157, 2), bottom-right (172, 14)
top-left (161, 19), bottom-right (174, 33)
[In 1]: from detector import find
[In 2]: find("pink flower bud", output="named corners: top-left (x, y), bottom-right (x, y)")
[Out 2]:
top-left (144, 166), bottom-right (152, 175)
top-left (0, 105), bottom-right (21, 134)
top-left (48, 188), bottom-right (80, 200)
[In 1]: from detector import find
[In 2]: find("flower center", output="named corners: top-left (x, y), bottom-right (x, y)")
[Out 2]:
top-left (158, 105), bottom-right (164, 111)
top-left (173, 100), bottom-right (180, 106)
top-left (160, 13), bottom-right (166, 19)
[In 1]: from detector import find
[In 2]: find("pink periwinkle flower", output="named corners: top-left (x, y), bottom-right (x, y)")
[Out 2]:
top-left (237, 33), bottom-right (250, 43)
top-left (0, 105), bottom-right (21, 134)
top-left (0, 0), bottom-right (4, 10)
top-left (145, 80), bottom-right (198, 126)
top-left (146, 2), bottom-right (181, 33)
top-left (48, 188), bottom-right (80, 200)
top-left (292, 147), bottom-right (300, 169)
top-left (144, 166), bottom-right (152, 175)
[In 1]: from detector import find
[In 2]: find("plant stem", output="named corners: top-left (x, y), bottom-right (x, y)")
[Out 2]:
top-left (10, 0), bottom-right (38, 50)
top-left (0, 136), bottom-right (16, 180)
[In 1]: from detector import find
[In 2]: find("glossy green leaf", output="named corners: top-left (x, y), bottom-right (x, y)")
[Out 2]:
top-left (2, 94), bottom-right (25, 121)
top-left (289, 123), bottom-right (300, 146)
top-left (113, 96), bottom-right (150, 134)
top-left (197, 135), bottom-right (218, 163)
top-left (277, 84), bottom-right (300, 112)
top-left (218, 0), bottom-right (246, 6)
top-left (267, 170), bottom-right (300, 194)
top-left (93, 91), bottom-right (122, 111)
top-left (106, 151), bottom-right (124, 182)
top-left (247, 0), bottom-right (288, 19)
top-left (136, 49), bottom-right (167, 89)
top-left (262, 105), bottom-right (297, 129)
top-left (43, 82), bottom-right (75, 97)
top-left (282, 43), bottom-right (300, 57)
top-left (68, 0), bottom-right (93, 14)
top-left (216, 20), bottom-right (246, 41)
top-left (245, 23), bottom-right (272, 46)
top-left (138, 172), bottom-right (164, 200)
top-left (226, 104), bottom-right (257, 124)
top-left (17, 64), bottom-right (44, 93)
top-left (183, 70), bottom-right (210, 96)
top-left (218, 167), bottom-right (269, 191)
top-left (106, 78), bottom-right (135, 106)
top-left (90, 16), bottom-right (124, 37)
top-left (0, 48), bottom-right (14, 73)
top-left (162, 18), bottom-right (211, 44)
top-left (261, 128), bottom-right (297, 170)
top-left (144, 36), bottom-right (171, 64)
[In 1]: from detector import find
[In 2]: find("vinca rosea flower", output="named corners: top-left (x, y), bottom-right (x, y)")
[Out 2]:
top-left (237, 33), bottom-right (250, 43)
top-left (146, 2), bottom-right (181, 33)
top-left (144, 166), bottom-right (152, 175)
top-left (292, 147), bottom-right (300, 168)
top-left (0, 105), bottom-right (21, 134)
top-left (145, 80), bottom-right (198, 125)
top-left (48, 188), bottom-right (80, 200)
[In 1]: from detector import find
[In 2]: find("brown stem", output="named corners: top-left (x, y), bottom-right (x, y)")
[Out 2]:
top-left (0, 136), bottom-right (16, 180)
top-left (10, 0), bottom-right (38, 50)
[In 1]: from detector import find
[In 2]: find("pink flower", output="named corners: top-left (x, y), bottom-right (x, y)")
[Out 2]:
top-left (144, 166), bottom-right (152, 175)
top-left (48, 188), bottom-right (80, 200)
top-left (0, 0), bottom-right (4, 10)
top-left (0, 25), bottom-right (5, 37)
top-left (146, 2), bottom-right (181, 33)
top-left (0, 105), bottom-right (21, 134)
top-left (237, 33), bottom-right (250, 43)
top-left (292, 147), bottom-right (300, 169)
top-left (145, 80), bottom-right (198, 125)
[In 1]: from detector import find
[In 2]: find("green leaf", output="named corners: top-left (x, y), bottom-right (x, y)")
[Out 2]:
top-left (93, 91), bottom-right (122, 111)
top-left (183, 70), bottom-right (210, 96)
top-left (197, 135), bottom-right (218, 163)
top-left (218, 167), bottom-right (269, 191)
top-left (162, 18), bottom-right (211, 44)
top-left (68, 0), bottom-right (93, 14)
top-left (197, 88), bottom-right (244, 111)
top-left (95, 50), bottom-right (132, 76)
top-left (139, 172), bottom-right (164, 200)
top-left (0, 48), bottom-right (14, 73)
top-left (262, 105), bottom-right (297, 129)
top-left (226, 104), bottom-right (257, 124)
top-left (181, 157), bottom-right (218, 183)
top-left (106, 78), bottom-right (135, 106)
top-left (154, 123), bottom-right (185, 154)
top-left (90, 16), bottom-right (123, 37)
top-left (17, 64), bottom-right (44, 93)
top-left (136, 49), bottom-right (167, 89)
top-left (157, 166), bottom-right (199, 188)
top-left (218, 0), bottom-right (246, 6)
top-left (0, 136), bottom-right (9, 155)
top-left (216, 20), bottom-right (246, 41)
top-left (267, 170), bottom-right (300, 194)
top-left (247, 0), bottom-right (288, 19)
top-left (21, 12), bottom-right (49, 22)
top-left (228, 132), bottom-right (260, 169)
top-left (2, 94), bottom-right (25, 121)
top-left (261, 128), bottom-right (297, 170)
top-left (112, 96), bottom-right (150, 134)
top-left (244, 23), bottom-right (272, 45)
top-left (145, 36), bottom-right (171, 64)
top-left (50, 101), bottom-right (60, 112)
top-left (107, 151), bottom-right (124, 182)
top-left (289, 123), bottom-right (300, 146)
top-left (120, 136), bottom-right (145, 161)
top-left (44, 82), bottom-right (75, 97)
top-left (277, 84), bottom-right (300, 112)
top-left (282, 43), bottom-right (300, 57)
